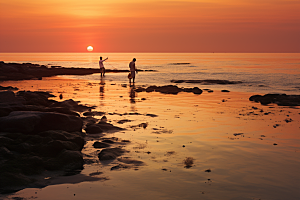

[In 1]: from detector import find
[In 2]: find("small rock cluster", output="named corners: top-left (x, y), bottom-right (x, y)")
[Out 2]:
top-left (135, 85), bottom-right (203, 95)
top-left (249, 94), bottom-right (300, 106)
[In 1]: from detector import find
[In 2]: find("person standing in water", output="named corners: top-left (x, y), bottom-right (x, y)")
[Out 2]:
top-left (99, 56), bottom-right (108, 77)
top-left (129, 58), bottom-right (137, 84)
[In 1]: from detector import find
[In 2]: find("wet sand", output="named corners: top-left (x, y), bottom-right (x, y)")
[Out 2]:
top-left (1, 76), bottom-right (300, 200)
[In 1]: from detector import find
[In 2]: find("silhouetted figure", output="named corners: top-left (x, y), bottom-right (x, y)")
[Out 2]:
top-left (99, 56), bottom-right (108, 77)
top-left (129, 58), bottom-right (137, 84)
top-left (59, 93), bottom-right (63, 99)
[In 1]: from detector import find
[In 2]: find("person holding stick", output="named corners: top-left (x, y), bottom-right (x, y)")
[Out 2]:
top-left (99, 56), bottom-right (108, 77)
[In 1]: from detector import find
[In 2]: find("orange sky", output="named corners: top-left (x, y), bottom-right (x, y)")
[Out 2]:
top-left (0, 0), bottom-right (299, 53)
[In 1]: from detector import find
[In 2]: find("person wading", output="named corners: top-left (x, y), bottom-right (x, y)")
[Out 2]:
top-left (99, 56), bottom-right (108, 77)
top-left (129, 58), bottom-right (137, 84)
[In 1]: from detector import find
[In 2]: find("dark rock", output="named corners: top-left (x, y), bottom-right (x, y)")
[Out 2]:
top-left (100, 115), bottom-right (107, 122)
top-left (51, 99), bottom-right (93, 112)
top-left (97, 121), bottom-right (124, 132)
top-left (102, 139), bottom-right (115, 144)
top-left (93, 141), bottom-right (111, 148)
top-left (171, 79), bottom-right (242, 84)
top-left (117, 119), bottom-right (132, 124)
top-left (0, 147), bottom-right (15, 159)
top-left (221, 90), bottom-right (230, 92)
top-left (0, 172), bottom-right (34, 193)
top-left (17, 91), bottom-right (54, 107)
top-left (44, 149), bottom-right (84, 171)
top-left (146, 114), bottom-right (158, 117)
top-left (249, 94), bottom-right (300, 106)
top-left (0, 91), bottom-right (24, 104)
top-left (98, 148), bottom-right (126, 161)
top-left (0, 86), bottom-right (18, 91)
top-left (85, 124), bottom-right (103, 134)
top-left (83, 111), bottom-right (105, 116)
top-left (0, 111), bottom-right (83, 134)
top-left (111, 164), bottom-right (129, 170)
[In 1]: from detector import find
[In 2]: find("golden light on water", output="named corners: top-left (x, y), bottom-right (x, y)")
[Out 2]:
top-left (87, 46), bottom-right (93, 51)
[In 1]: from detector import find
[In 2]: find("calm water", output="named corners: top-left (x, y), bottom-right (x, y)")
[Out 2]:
top-left (1, 53), bottom-right (300, 94)
top-left (1, 53), bottom-right (300, 200)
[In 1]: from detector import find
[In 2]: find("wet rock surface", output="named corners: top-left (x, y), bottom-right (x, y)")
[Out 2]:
top-left (0, 90), bottom-right (90, 193)
top-left (135, 85), bottom-right (203, 95)
top-left (171, 79), bottom-right (242, 84)
top-left (249, 94), bottom-right (300, 106)
top-left (0, 88), bottom-right (129, 194)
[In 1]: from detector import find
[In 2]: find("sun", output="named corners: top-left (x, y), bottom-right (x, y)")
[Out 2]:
top-left (87, 46), bottom-right (93, 51)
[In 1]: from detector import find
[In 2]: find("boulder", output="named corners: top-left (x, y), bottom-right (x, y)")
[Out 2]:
top-left (249, 94), bottom-right (300, 106)
top-left (43, 149), bottom-right (84, 171)
top-left (85, 124), bottom-right (103, 134)
top-left (97, 121), bottom-right (124, 132)
top-left (0, 111), bottom-right (83, 134)
top-left (98, 147), bottom-right (126, 161)
top-left (93, 141), bottom-right (111, 148)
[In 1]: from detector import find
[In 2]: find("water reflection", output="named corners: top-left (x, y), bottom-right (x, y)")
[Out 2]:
top-left (129, 84), bottom-right (136, 111)
top-left (99, 77), bottom-right (105, 106)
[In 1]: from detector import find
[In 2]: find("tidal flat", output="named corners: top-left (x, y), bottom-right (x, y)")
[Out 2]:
top-left (0, 76), bottom-right (299, 200)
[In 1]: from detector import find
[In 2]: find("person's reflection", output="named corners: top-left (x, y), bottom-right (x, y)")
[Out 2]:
top-left (99, 77), bottom-right (105, 106)
top-left (129, 83), bottom-right (136, 111)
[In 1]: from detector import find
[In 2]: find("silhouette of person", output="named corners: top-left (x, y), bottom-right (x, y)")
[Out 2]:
top-left (129, 58), bottom-right (137, 84)
top-left (99, 56), bottom-right (108, 77)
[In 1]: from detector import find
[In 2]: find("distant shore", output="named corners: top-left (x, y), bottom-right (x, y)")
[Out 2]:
top-left (0, 61), bottom-right (154, 81)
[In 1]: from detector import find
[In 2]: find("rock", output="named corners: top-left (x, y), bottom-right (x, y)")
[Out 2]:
top-left (0, 86), bottom-right (18, 91)
top-left (135, 85), bottom-right (203, 95)
top-left (249, 94), bottom-right (300, 106)
top-left (0, 172), bottom-right (34, 193)
top-left (98, 148), bottom-right (126, 161)
top-left (100, 115), bottom-right (107, 122)
top-left (0, 146), bottom-right (15, 159)
top-left (93, 141), bottom-right (111, 148)
top-left (0, 91), bottom-right (24, 103)
top-left (117, 119), bottom-right (132, 124)
top-left (102, 139), bottom-right (115, 144)
top-left (44, 149), bottom-right (84, 171)
top-left (0, 111), bottom-right (83, 134)
top-left (17, 91), bottom-right (54, 107)
top-left (83, 111), bottom-right (105, 117)
top-left (221, 90), bottom-right (230, 92)
top-left (85, 124), bottom-right (103, 134)
top-left (97, 121), bottom-right (124, 132)
top-left (170, 79), bottom-right (242, 84)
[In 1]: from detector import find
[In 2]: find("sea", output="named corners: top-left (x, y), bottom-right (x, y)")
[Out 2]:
top-left (1, 53), bottom-right (300, 94)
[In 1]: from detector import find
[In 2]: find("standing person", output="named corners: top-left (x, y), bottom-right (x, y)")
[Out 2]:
top-left (99, 56), bottom-right (108, 77)
top-left (129, 58), bottom-right (137, 84)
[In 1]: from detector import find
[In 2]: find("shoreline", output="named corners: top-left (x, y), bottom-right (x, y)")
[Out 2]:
top-left (0, 76), bottom-right (300, 199)
top-left (0, 61), bottom-right (155, 81)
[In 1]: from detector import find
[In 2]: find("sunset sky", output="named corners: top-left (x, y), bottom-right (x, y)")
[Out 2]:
top-left (0, 0), bottom-right (299, 53)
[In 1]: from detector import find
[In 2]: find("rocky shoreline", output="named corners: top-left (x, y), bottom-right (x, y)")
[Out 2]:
top-left (0, 89), bottom-right (126, 194)
top-left (1, 74), bottom-right (299, 195)
top-left (0, 61), bottom-right (153, 81)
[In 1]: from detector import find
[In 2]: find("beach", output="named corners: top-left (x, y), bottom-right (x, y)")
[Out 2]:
top-left (0, 73), bottom-right (299, 200)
